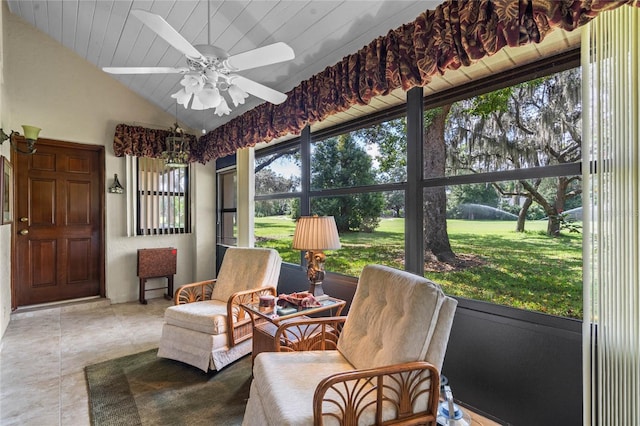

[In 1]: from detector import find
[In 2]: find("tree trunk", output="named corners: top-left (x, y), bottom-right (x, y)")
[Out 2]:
top-left (547, 177), bottom-right (569, 236)
top-left (516, 196), bottom-right (533, 232)
top-left (547, 212), bottom-right (560, 236)
top-left (424, 105), bottom-right (456, 262)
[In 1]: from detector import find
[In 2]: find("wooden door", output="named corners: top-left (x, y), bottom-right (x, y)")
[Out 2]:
top-left (13, 138), bottom-right (104, 307)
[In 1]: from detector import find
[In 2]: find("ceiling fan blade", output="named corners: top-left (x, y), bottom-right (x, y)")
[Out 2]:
top-left (131, 9), bottom-right (203, 60)
top-left (231, 76), bottom-right (287, 105)
top-left (225, 42), bottom-right (295, 71)
top-left (102, 67), bottom-right (189, 74)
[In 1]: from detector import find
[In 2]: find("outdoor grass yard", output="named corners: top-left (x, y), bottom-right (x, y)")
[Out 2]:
top-left (255, 216), bottom-right (583, 319)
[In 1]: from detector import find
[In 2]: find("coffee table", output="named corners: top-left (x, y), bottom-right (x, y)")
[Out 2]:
top-left (242, 296), bottom-right (346, 362)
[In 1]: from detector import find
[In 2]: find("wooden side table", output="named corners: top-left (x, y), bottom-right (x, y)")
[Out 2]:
top-left (243, 297), bottom-right (346, 362)
top-left (137, 248), bottom-right (177, 304)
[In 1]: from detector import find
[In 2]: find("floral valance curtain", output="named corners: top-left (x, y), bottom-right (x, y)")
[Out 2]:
top-left (114, 0), bottom-right (637, 163)
top-left (113, 124), bottom-right (197, 160)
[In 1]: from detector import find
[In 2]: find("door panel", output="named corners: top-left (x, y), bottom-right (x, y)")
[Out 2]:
top-left (67, 181), bottom-right (91, 224)
top-left (30, 239), bottom-right (57, 287)
top-left (14, 139), bottom-right (104, 307)
top-left (67, 238), bottom-right (91, 282)
top-left (30, 179), bottom-right (55, 224)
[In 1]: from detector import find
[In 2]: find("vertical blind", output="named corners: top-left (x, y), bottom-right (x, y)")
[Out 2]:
top-left (583, 5), bottom-right (640, 425)
top-left (137, 157), bottom-right (189, 235)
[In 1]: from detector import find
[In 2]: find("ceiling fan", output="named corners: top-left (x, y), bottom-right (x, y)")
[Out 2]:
top-left (103, 9), bottom-right (295, 116)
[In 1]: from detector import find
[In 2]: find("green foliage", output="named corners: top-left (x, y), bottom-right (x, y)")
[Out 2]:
top-left (255, 199), bottom-right (293, 218)
top-left (254, 216), bottom-right (583, 319)
top-left (443, 68), bottom-right (583, 235)
top-left (384, 191), bottom-right (405, 217)
top-left (355, 117), bottom-right (407, 180)
top-left (468, 87), bottom-right (514, 116)
top-left (424, 107), bottom-right (444, 129)
top-left (554, 212), bottom-right (582, 234)
top-left (311, 134), bottom-right (384, 232)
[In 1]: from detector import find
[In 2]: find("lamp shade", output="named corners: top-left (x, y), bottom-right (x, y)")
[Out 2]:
top-left (22, 125), bottom-right (41, 140)
top-left (292, 216), bottom-right (341, 251)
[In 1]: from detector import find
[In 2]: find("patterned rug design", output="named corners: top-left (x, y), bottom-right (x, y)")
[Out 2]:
top-left (85, 349), bottom-right (251, 425)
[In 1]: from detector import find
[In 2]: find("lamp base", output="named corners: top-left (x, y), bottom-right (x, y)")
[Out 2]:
top-left (308, 282), bottom-right (325, 297)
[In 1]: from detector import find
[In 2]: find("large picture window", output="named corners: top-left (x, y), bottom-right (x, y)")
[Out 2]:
top-left (421, 66), bottom-right (582, 318)
top-left (253, 54), bottom-right (582, 319)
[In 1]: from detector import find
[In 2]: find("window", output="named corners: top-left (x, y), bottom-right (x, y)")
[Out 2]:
top-left (424, 178), bottom-right (582, 318)
top-left (251, 53), bottom-right (582, 319)
top-left (217, 169), bottom-right (237, 246)
top-left (310, 191), bottom-right (405, 277)
top-left (254, 141), bottom-right (302, 257)
top-left (137, 157), bottom-right (190, 235)
top-left (254, 116), bottom-right (407, 271)
top-left (311, 120), bottom-right (407, 191)
top-left (255, 198), bottom-right (298, 262)
top-left (255, 145), bottom-right (301, 195)
top-left (421, 66), bottom-right (583, 318)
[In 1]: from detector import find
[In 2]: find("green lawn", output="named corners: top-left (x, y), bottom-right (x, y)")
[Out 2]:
top-left (255, 216), bottom-right (583, 319)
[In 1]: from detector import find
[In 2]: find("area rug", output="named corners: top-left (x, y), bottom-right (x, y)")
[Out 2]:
top-left (85, 349), bottom-right (252, 426)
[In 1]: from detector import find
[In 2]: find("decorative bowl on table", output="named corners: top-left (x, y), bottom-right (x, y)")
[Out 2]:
top-left (278, 291), bottom-right (321, 309)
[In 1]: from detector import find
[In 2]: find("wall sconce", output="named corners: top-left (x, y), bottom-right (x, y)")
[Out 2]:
top-left (108, 174), bottom-right (125, 194)
top-left (0, 125), bottom-right (41, 154)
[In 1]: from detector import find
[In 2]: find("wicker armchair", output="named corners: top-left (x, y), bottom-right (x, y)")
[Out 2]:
top-left (242, 264), bottom-right (457, 426)
top-left (157, 247), bottom-right (282, 372)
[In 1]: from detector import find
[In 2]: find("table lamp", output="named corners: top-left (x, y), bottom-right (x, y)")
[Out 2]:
top-left (292, 215), bottom-right (341, 297)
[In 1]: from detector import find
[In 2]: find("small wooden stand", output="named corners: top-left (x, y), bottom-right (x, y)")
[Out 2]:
top-left (137, 248), bottom-right (177, 304)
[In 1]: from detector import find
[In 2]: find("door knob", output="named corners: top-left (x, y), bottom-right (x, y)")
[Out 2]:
top-left (19, 229), bottom-right (29, 235)
top-left (20, 217), bottom-right (28, 222)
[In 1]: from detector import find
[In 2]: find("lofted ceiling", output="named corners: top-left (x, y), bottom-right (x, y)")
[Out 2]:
top-left (6, 1), bottom-right (581, 139)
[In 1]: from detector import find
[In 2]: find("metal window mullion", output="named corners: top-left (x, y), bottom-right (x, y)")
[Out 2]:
top-left (299, 125), bottom-right (311, 265)
top-left (405, 86), bottom-right (424, 275)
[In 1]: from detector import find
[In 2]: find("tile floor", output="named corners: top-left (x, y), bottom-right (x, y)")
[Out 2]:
top-left (0, 297), bottom-right (501, 426)
top-left (0, 297), bottom-right (171, 426)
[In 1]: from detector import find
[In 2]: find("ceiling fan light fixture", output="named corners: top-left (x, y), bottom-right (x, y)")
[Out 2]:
top-left (171, 88), bottom-right (193, 108)
top-left (104, 10), bottom-right (294, 115)
top-left (190, 95), bottom-right (206, 110)
top-left (228, 84), bottom-right (249, 107)
top-left (180, 74), bottom-right (204, 94)
top-left (197, 86), bottom-right (222, 109)
top-left (214, 98), bottom-right (232, 116)
top-left (203, 68), bottom-right (219, 82)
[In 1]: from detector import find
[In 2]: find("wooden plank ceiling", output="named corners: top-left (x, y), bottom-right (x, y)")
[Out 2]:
top-left (6, 1), bottom-right (581, 141)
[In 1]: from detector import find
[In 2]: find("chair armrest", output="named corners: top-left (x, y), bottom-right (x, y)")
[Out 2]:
top-left (174, 279), bottom-right (217, 305)
top-left (227, 286), bottom-right (277, 347)
top-left (274, 317), bottom-right (347, 352)
top-left (313, 361), bottom-right (440, 426)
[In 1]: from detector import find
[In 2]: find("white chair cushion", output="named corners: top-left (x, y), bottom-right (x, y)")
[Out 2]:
top-left (212, 247), bottom-right (282, 302)
top-left (252, 351), bottom-right (354, 426)
top-left (164, 300), bottom-right (228, 335)
top-left (337, 264), bottom-right (446, 370)
top-left (251, 350), bottom-right (411, 426)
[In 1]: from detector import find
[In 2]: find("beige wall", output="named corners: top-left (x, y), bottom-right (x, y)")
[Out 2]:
top-left (0, 0), bottom-right (11, 339)
top-left (0, 7), bottom-right (216, 337)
